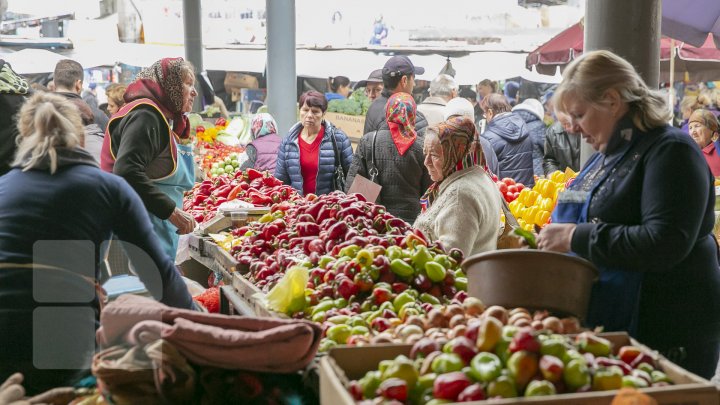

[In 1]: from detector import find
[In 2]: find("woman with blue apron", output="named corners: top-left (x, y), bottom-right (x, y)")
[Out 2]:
top-left (549, 130), bottom-right (644, 333)
top-left (101, 57), bottom-right (198, 261)
top-left (537, 50), bottom-right (720, 379)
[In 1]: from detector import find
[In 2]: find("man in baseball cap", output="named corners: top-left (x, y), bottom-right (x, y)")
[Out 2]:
top-left (354, 69), bottom-right (384, 102)
top-left (364, 55), bottom-right (426, 134)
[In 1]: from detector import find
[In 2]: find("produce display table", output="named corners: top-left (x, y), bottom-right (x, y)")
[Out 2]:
top-left (176, 170), bottom-right (720, 404)
top-left (184, 233), bottom-right (282, 318)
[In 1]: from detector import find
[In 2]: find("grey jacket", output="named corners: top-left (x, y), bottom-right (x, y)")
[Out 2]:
top-left (345, 127), bottom-right (432, 224)
top-left (543, 121), bottom-right (581, 175)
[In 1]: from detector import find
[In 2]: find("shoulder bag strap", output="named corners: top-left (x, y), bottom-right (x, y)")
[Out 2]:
top-left (329, 129), bottom-right (341, 170)
top-left (368, 130), bottom-right (379, 182)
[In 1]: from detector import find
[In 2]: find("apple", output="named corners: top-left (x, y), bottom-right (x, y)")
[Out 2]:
top-left (443, 337), bottom-right (478, 365)
top-left (433, 372), bottom-right (472, 401)
top-left (457, 383), bottom-right (485, 401)
top-left (410, 337), bottom-right (441, 359)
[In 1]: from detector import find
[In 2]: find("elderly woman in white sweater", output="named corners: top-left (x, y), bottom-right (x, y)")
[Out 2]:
top-left (414, 116), bottom-right (501, 255)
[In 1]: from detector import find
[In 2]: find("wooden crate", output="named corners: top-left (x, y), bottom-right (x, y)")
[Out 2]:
top-left (320, 333), bottom-right (720, 405)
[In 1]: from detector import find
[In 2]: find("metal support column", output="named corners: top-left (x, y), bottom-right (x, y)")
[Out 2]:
top-left (266, 0), bottom-right (297, 136)
top-left (580, 0), bottom-right (661, 165)
top-left (183, 0), bottom-right (203, 112)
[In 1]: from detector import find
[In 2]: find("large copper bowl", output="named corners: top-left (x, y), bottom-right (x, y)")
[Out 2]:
top-left (462, 249), bottom-right (599, 319)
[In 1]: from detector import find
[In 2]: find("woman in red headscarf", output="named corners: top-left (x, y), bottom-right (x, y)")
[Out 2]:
top-left (345, 92), bottom-right (432, 223)
top-left (414, 116), bottom-right (501, 256)
top-left (100, 57), bottom-right (197, 261)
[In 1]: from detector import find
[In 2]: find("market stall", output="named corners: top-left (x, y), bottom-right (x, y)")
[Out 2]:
top-left (163, 148), bottom-right (720, 404)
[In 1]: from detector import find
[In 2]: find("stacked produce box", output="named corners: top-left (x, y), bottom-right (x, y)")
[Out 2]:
top-left (181, 169), bottom-right (719, 404)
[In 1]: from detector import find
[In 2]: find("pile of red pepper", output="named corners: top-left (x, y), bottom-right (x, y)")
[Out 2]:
top-left (183, 169), bottom-right (300, 223)
top-left (227, 192), bottom-right (422, 291)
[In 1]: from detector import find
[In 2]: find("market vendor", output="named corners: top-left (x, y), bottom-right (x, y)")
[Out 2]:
top-left (536, 50), bottom-right (720, 379)
top-left (100, 57), bottom-right (197, 261)
top-left (0, 92), bottom-right (194, 394)
top-left (275, 90), bottom-right (353, 196)
top-left (414, 116), bottom-right (501, 255)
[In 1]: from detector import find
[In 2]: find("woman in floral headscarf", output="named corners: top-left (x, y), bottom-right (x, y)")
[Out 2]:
top-left (100, 57), bottom-right (198, 261)
top-left (414, 116), bottom-right (501, 255)
top-left (240, 113), bottom-right (282, 172)
top-left (346, 92), bottom-right (432, 223)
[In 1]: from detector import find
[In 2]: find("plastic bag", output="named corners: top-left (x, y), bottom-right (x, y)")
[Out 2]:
top-left (265, 266), bottom-right (308, 316)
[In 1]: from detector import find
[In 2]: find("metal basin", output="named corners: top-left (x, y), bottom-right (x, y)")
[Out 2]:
top-left (462, 249), bottom-right (599, 320)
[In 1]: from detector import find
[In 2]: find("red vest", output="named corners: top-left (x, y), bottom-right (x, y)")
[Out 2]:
top-left (100, 98), bottom-right (177, 173)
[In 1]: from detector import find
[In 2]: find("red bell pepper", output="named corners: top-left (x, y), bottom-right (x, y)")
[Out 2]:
top-left (246, 168), bottom-right (264, 181)
top-left (296, 222), bottom-right (321, 237)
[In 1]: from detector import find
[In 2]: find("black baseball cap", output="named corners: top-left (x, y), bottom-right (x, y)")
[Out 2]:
top-left (382, 55), bottom-right (425, 78)
top-left (354, 69), bottom-right (383, 90)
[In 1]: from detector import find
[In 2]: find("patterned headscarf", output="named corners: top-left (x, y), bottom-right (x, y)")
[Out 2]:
top-left (385, 92), bottom-right (417, 156)
top-left (250, 113), bottom-right (278, 140)
top-left (124, 57), bottom-right (191, 138)
top-left (420, 116), bottom-right (484, 211)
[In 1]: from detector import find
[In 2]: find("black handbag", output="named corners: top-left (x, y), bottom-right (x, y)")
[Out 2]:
top-left (329, 132), bottom-right (346, 191)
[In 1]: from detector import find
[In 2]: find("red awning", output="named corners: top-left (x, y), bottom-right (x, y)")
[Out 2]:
top-left (527, 21), bottom-right (720, 82)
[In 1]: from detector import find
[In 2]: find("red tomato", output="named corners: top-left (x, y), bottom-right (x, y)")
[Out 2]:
top-left (491, 174), bottom-right (499, 182)
top-left (502, 177), bottom-right (516, 186)
top-left (516, 183), bottom-right (525, 191)
top-left (504, 191), bottom-right (514, 202)
top-left (507, 185), bottom-right (518, 194)
top-left (513, 191), bottom-right (520, 200)
top-left (497, 182), bottom-right (508, 194)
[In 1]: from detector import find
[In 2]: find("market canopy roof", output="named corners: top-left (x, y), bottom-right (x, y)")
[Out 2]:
top-left (661, 0), bottom-right (720, 48)
top-left (526, 21), bottom-right (720, 82)
top-left (5, 41), bottom-right (557, 85)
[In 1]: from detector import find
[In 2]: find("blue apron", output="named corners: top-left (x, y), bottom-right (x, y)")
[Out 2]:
top-left (551, 142), bottom-right (643, 333)
top-left (149, 140), bottom-right (195, 262)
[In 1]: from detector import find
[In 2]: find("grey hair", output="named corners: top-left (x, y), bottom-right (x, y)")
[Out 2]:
top-left (429, 74), bottom-right (459, 98)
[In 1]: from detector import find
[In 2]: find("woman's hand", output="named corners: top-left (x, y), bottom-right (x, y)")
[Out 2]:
top-left (169, 208), bottom-right (196, 235)
top-left (536, 223), bottom-right (576, 253)
top-left (0, 373), bottom-right (29, 405)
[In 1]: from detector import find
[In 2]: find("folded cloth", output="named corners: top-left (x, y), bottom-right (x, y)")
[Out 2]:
top-left (97, 295), bottom-right (322, 373)
top-left (92, 339), bottom-right (196, 405)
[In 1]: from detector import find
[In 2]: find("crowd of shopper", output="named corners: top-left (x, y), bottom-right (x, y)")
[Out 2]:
top-left (1, 45), bottom-right (720, 395)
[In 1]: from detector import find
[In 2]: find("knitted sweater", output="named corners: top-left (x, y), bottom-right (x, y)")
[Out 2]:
top-left (413, 166), bottom-right (501, 256)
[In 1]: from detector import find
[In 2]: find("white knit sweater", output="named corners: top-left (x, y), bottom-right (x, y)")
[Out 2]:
top-left (414, 166), bottom-right (501, 256)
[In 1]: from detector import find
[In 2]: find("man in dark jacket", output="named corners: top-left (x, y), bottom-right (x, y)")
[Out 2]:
top-left (512, 98), bottom-right (546, 178)
top-left (480, 94), bottom-right (534, 186)
top-left (543, 110), bottom-right (581, 175)
top-left (364, 55), bottom-right (427, 134)
top-left (53, 59), bottom-right (109, 131)
top-left (0, 60), bottom-right (29, 176)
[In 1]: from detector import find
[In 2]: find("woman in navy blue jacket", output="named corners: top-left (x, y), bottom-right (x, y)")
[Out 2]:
top-left (537, 50), bottom-right (720, 379)
top-left (480, 94), bottom-right (534, 186)
top-left (0, 92), bottom-right (194, 394)
top-left (275, 91), bottom-right (353, 196)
